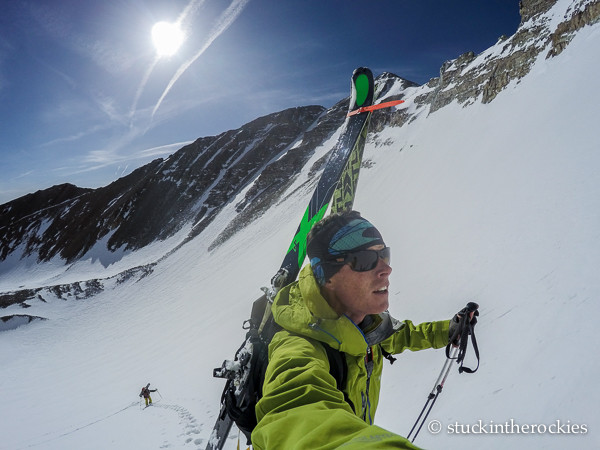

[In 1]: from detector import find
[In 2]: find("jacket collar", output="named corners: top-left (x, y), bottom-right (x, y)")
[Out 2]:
top-left (272, 265), bottom-right (402, 356)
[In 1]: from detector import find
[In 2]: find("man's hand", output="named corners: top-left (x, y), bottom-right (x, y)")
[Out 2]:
top-left (448, 302), bottom-right (479, 346)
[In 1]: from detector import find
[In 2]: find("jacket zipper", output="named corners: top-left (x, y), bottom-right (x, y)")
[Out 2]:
top-left (362, 346), bottom-right (374, 424)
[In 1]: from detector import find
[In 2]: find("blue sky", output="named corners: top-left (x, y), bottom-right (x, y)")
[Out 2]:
top-left (0, 0), bottom-right (520, 205)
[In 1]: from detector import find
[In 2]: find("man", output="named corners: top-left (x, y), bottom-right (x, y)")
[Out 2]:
top-left (139, 383), bottom-right (157, 407)
top-left (252, 211), bottom-right (458, 449)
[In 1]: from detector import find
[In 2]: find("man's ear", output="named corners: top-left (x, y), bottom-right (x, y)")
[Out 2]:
top-left (321, 276), bottom-right (337, 299)
top-left (320, 278), bottom-right (332, 293)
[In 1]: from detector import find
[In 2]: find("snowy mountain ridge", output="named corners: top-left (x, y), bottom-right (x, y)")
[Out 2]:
top-left (3, 0), bottom-right (597, 302)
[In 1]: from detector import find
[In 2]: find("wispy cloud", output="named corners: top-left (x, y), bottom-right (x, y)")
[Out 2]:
top-left (15, 170), bottom-right (35, 180)
top-left (83, 39), bottom-right (135, 76)
top-left (78, 123), bottom-right (192, 167)
top-left (129, 58), bottom-right (159, 123)
top-left (60, 139), bottom-right (193, 177)
top-left (152, 0), bottom-right (251, 118)
top-left (27, 2), bottom-right (134, 76)
top-left (41, 125), bottom-right (105, 148)
top-left (84, 140), bottom-right (194, 166)
top-left (133, 141), bottom-right (194, 159)
top-left (92, 91), bottom-right (130, 126)
top-left (178, 0), bottom-right (208, 26)
top-left (36, 58), bottom-right (78, 90)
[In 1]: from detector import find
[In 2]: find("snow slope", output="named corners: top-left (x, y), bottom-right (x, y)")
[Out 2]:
top-left (1, 17), bottom-right (600, 450)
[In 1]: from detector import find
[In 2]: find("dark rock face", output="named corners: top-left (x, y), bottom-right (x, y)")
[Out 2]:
top-left (0, 263), bottom-right (154, 310)
top-left (209, 99), bottom-right (348, 249)
top-left (1, 106), bottom-right (328, 265)
top-left (1, 184), bottom-right (92, 261)
top-left (0, 314), bottom-right (47, 332)
top-left (519, 0), bottom-right (556, 23)
top-left (368, 73), bottom-right (420, 133)
top-left (547, 1), bottom-right (600, 57)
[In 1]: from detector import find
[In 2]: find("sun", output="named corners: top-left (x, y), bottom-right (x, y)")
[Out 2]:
top-left (152, 21), bottom-right (184, 57)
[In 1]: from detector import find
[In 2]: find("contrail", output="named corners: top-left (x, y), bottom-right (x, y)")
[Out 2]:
top-left (129, 57), bottom-right (159, 123)
top-left (177, 0), bottom-right (206, 24)
top-left (152, 0), bottom-right (251, 118)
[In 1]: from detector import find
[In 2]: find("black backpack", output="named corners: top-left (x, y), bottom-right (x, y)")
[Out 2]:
top-left (213, 293), bottom-right (347, 444)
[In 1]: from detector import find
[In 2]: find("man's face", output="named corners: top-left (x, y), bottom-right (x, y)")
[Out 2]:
top-left (322, 244), bottom-right (392, 324)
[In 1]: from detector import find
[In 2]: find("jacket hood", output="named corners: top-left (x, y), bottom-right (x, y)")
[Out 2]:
top-left (271, 265), bottom-right (403, 357)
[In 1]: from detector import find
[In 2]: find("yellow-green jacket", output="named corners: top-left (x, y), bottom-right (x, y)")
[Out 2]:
top-left (253, 265), bottom-right (450, 449)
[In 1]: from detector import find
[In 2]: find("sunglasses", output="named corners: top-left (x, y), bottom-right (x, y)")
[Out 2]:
top-left (327, 247), bottom-right (391, 272)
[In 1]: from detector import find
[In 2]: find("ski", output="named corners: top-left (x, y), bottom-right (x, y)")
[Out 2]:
top-left (206, 67), bottom-right (375, 450)
top-left (330, 103), bottom-right (371, 214)
top-left (274, 67), bottom-right (375, 290)
top-left (346, 99), bottom-right (405, 117)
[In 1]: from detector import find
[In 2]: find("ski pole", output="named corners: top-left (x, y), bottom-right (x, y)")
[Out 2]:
top-left (407, 345), bottom-right (458, 442)
top-left (157, 389), bottom-right (163, 400)
top-left (408, 302), bottom-right (480, 442)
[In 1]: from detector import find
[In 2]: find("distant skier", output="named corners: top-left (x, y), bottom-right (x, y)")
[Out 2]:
top-left (139, 383), bottom-right (157, 407)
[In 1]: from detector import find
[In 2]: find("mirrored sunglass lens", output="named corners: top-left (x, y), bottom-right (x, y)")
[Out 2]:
top-left (348, 251), bottom-right (378, 271)
top-left (348, 248), bottom-right (391, 271)
top-left (380, 247), bottom-right (391, 265)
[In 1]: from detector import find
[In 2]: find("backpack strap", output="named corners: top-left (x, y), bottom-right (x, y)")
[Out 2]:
top-left (321, 343), bottom-right (346, 390)
top-left (379, 345), bottom-right (397, 364)
top-left (321, 343), bottom-right (354, 411)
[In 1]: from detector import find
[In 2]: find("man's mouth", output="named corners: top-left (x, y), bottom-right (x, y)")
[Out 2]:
top-left (374, 286), bottom-right (388, 294)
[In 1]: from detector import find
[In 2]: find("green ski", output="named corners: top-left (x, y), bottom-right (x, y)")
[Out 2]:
top-left (207, 67), bottom-right (375, 450)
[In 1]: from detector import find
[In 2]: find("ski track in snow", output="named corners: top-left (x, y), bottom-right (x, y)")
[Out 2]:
top-left (15, 402), bottom-right (140, 449)
top-left (14, 401), bottom-right (205, 450)
top-left (152, 403), bottom-right (203, 448)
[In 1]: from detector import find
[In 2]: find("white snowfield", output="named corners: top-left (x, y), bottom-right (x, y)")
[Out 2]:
top-left (1, 6), bottom-right (599, 450)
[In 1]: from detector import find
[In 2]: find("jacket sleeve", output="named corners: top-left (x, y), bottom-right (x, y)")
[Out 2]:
top-left (382, 320), bottom-right (450, 355)
top-left (252, 332), bottom-right (421, 450)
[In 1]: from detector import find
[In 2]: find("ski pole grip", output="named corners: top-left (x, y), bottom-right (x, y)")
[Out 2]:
top-left (464, 302), bottom-right (479, 326)
top-left (465, 302), bottom-right (479, 312)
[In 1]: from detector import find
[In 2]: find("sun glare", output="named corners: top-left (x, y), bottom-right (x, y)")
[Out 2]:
top-left (152, 21), bottom-right (184, 57)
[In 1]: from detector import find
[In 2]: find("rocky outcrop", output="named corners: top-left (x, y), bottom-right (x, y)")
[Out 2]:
top-left (0, 184), bottom-right (92, 260)
top-left (519, 0), bottom-right (557, 23)
top-left (411, 0), bottom-right (599, 112)
top-left (0, 315), bottom-right (46, 332)
top-left (547, 0), bottom-right (600, 57)
top-left (0, 263), bottom-right (154, 309)
top-left (368, 73), bottom-right (420, 133)
top-left (209, 99), bottom-right (348, 248)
